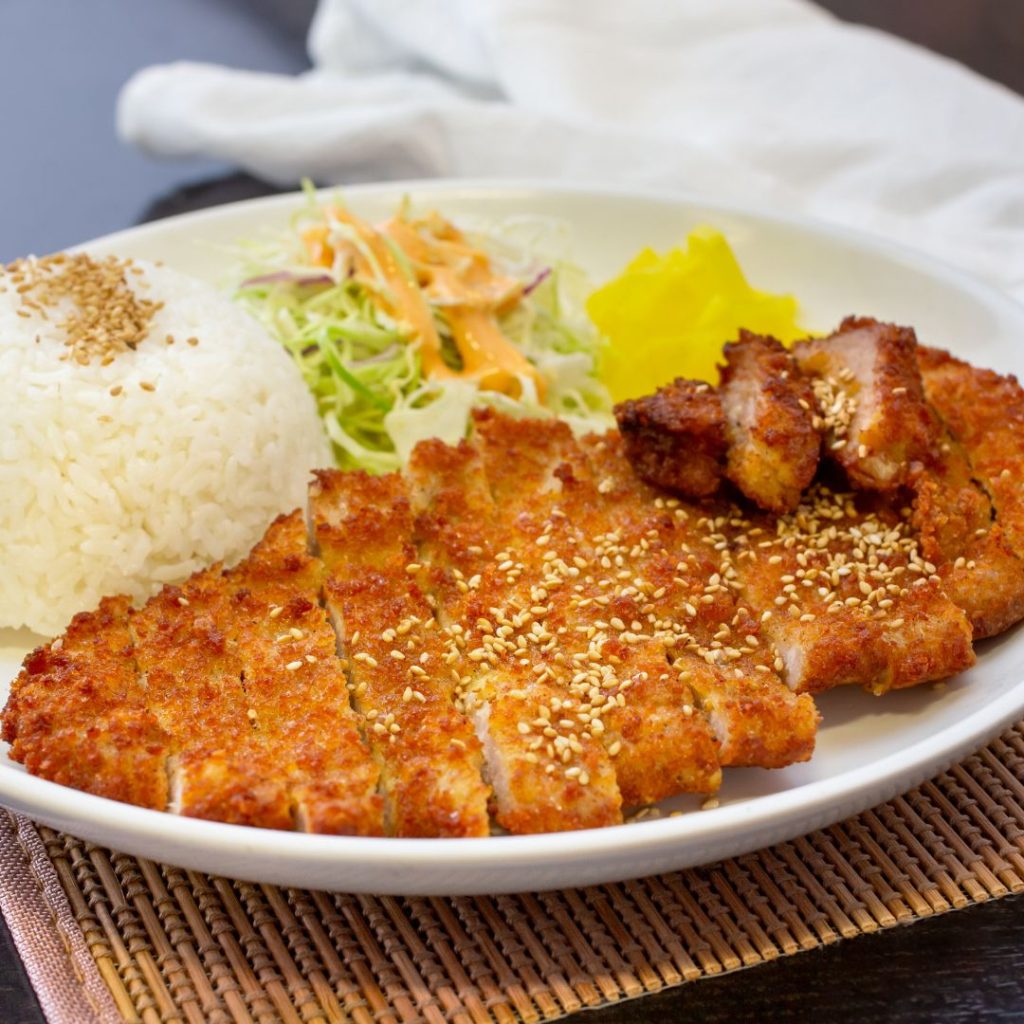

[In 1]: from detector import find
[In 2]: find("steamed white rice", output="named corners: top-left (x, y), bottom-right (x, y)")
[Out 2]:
top-left (0, 256), bottom-right (331, 636)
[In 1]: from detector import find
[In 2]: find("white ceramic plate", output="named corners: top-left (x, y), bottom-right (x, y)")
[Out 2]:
top-left (3, 181), bottom-right (1023, 896)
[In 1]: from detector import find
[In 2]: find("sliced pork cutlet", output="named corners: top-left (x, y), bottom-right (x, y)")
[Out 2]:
top-left (918, 346), bottom-right (1024, 558)
top-left (726, 486), bottom-right (974, 695)
top-left (908, 410), bottom-right (1024, 640)
top-left (580, 432), bottom-right (818, 769)
top-left (719, 332), bottom-right (820, 513)
top-left (470, 410), bottom-right (722, 808)
top-left (223, 511), bottom-right (383, 835)
top-left (614, 378), bottom-right (726, 497)
top-left (129, 567), bottom-right (294, 827)
top-left (2, 596), bottom-right (171, 810)
top-left (309, 469), bottom-right (490, 837)
top-left (407, 434), bottom-right (625, 829)
top-left (792, 317), bottom-right (936, 490)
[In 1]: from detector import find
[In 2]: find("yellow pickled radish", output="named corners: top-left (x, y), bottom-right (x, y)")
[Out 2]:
top-left (588, 228), bottom-right (806, 403)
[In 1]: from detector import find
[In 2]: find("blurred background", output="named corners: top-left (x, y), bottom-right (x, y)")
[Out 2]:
top-left (2, 0), bottom-right (1022, 262)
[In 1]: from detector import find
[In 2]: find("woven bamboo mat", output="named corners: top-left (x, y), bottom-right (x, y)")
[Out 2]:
top-left (4, 722), bottom-right (1024, 1024)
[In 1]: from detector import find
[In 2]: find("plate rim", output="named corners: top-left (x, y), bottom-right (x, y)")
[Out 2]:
top-left (4, 177), bottom-right (1024, 892)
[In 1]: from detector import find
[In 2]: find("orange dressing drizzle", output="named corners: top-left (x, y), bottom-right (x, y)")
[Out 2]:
top-left (302, 205), bottom-right (545, 399)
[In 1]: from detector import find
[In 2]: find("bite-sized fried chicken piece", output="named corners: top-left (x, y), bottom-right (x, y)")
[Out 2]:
top-left (614, 378), bottom-right (726, 497)
top-left (727, 487), bottom-right (974, 695)
top-left (2, 596), bottom-right (171, 810)
top-left (310, 469), bottom-right (491, 838)
top-left (720, 331), bottom-right (820, 512)
top-left (793, 317), bottom-right (936, 490)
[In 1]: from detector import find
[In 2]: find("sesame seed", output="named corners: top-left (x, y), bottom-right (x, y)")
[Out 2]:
top-left (285, 660), bottom-right (303, 672)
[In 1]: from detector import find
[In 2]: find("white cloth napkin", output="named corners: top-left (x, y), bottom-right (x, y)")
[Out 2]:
top-left (118, 0), bottom-right (1024, 299)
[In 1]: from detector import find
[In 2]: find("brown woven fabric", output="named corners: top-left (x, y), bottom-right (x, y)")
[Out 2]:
top-left (4, 722), bottom-right (1024, 1023)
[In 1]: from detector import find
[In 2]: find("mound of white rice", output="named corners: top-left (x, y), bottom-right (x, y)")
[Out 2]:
top-left (0, 255), bottom-right (331, 636)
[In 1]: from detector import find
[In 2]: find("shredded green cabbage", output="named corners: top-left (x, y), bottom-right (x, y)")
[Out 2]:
top-left (233, 187), bottom-right (612, 472)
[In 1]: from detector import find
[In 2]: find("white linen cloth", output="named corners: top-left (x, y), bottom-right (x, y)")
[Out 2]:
top-left (118, 0), bottom-right (1024, 299)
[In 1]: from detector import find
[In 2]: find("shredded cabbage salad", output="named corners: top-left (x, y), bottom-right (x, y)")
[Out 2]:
top-left (234, 185), bottom-right (612, 472)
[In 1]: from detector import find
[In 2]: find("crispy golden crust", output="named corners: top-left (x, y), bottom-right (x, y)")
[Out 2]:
top-left (793, 317), bottom-right (936, 490)
top-left (2, 596), bottom-right (171, 809)
top-left (581, 433), bottom-right (818, 769)
top-left (473, 415), bottom-right (720, 808)
top-left (614, 379), bottom-right (726, 497)
top-left (727, 488), bottom-right (974, 695)
top-left (224, 511), bottom-right (383, 836)
top-left (129, 569), bottom-right (294, 828)
top-left (409, 427), bottom-right (626, 827)
top-left (918, 346), bottom-right (1024, 556)
top-left (909, 417), bottom-right (1024, 639)
top-left (720, 332), bottom-right (820, 513)
top-left (310, 468), bottom-right (491, 838)
top-left (913, 346), bottom-right (1024, 638)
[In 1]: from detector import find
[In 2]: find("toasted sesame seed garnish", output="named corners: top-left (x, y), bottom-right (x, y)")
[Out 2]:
top-left (285, 660), bottom-right (303, 671)
top-left (186, 336), bottom-right (199, 347)
top-left (139, 381), bottom-right (156, 392)
top-left (7, 252), bottom-right (160, 362)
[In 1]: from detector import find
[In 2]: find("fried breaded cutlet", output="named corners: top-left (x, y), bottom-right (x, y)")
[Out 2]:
top-left (310, 469), bottom-right (491, 837)
top-left (130, 565), bottom-right (296, 828)
top-left (614, 378), bottom-right (726, 497)
top-left (223, 511), bottom-right (383, 835)
top-left (407, 431), bottom-right (624, 829)
top-left (913, 346), bottom-right (1024, 637)
top-left (719, 332), bottom-right (820, 512)
top-left (579, 432), bottom-right (818, 768)
top-left (469, 411), bottom-right (720, 809)
top-left (2, 596), bottom-right (171, 810)
top-left (725, 486), bottom-right (974, 694)
top-left (792, 317), bottom-right (936, 490)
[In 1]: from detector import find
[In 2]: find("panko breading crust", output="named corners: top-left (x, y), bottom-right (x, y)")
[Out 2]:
top-left (914, 346), bottom-right (1024, 637)
top-left (310, 469), bottom-right (492, 838)
top-left (2, 596), bottom-right (171, 810)
top-left (471, 410), bottom-right (721, 808)
top-left (409, 432), bottom-right (624, 829)
top-left (224, 511), bottom-right (383, 835)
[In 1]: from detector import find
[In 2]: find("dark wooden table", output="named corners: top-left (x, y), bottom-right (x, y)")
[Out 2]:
top-left (2, 1), bottom-right (1022, 1020)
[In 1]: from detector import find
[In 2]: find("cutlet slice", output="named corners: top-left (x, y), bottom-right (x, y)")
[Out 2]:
top-left (129, 568), bottom-right (293, 827)
top-left (580, 432), bottom-right (818, 769)
top-left (792, 317), bottom-right (936, 490)
top-left (2, 596), bottom-right (171, 810)
top-left (720, 332), bottom-right (820, 512)
top-left (407, 434), bottom-right (625, 828)
top-left (915, 346), bottom-right (1024, 637)
top-left (309, 469), bottom-right (491, 837)
top-left (614, 378), bottom-right (726, 497)
top-left (223, 511), bottom-right (383, 835)
top-left (918, 346), bottom-right (1024, 556)
top-left (727, 487), bottom-right (974, 695)
top-left (471, 410), bottom-right (723, 806)
top-left (909, 415), bottom-right (1024, 639)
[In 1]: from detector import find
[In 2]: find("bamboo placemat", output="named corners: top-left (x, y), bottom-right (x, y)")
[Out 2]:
top-left (4, 722), bottom-right (1024, 1024)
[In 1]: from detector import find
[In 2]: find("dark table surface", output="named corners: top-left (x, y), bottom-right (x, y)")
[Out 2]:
top-left (2, 1), bottom-right (1022, 1021)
